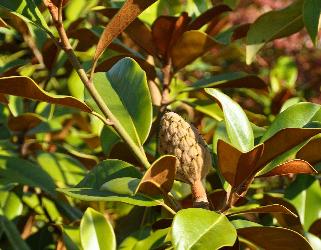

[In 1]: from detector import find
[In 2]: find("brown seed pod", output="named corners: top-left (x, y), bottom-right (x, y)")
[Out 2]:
top-left (158, 111), bottom-right (212, 208)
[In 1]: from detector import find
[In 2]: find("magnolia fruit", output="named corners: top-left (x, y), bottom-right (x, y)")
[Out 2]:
top-left (158, 111), bottom-right (212, 208)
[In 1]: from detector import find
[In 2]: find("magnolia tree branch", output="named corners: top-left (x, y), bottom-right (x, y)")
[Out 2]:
top-left (45, 1), bottom-right (150, 169)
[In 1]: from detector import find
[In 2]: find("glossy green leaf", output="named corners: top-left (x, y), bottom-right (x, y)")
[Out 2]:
top-left (76, 159), bottom-right (142, 189)
top-left (0, 0), bottom-right (50, 33)
top-left (231, 219), bottom-right (262, 229)
top-left (260, 102), bottom-right (321, 142)
top-left (58, 160), bottom-right (165, 207)
top-left (285, 175), bottom-right (321, 230)
top-left (37, 152), bottom-right (87, 187)
top-left (303, 0), bottom-right (321, 45)
top-left (100, 126), bottom-right (121, 156)
top-left (205, 88), bottom-right (254, 152)
top-left (183, 72), bottom-right (266, 92)
top-left (0, 216), bottom-right (31, 250)
top-left (246, 0), bottom-right (304, 64)
top-left (80, 208), bottom-right (116, 250)
top-left (0, 156), bottom-right (56, 196)
top-left (59, 178), bottom-right (163, 207)
top-left (86, 57), bottom-right (152, 145)
top-left (133, 228), bottom-right (169, 250)
top-left (172, 208), bottom-right (237, 250)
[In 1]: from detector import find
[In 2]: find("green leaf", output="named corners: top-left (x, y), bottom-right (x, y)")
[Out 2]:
top-left (100, 126), bottom-right (121, 156)
top-left (183, 72), bottom-right (266, 92)
top-left (303, 0), bottom-right (321, 45)
top-left (246, 0), bottom-right (304, 64)
top-left (205, 88), bottom-right (254, 152)
top-left (0, 191), bottom-right (23, 220)
top-left (76, 159), bottom-right (142, 189)
top-left (86, 57), bottom-right (152, 145)
top-left (172, 208), bottom-right (237, 250)
top-left (0, 156), bottom-right (56, 196)
top-left (285, 175), bottom-right (321, 230)
top-left (80, 208), bottom-right (116, 250)
top-left (133, 228), bottom-right (169, 250)
top-left (260, 102), bottom-right (321, 142)
top-left (0, 216), bottom-right (31, 250)
top-left (37, 152), bottom-right (87, 187)
top-left (58, 160), bottom-right (165, 207)
top-left (0, 0), bottom-right (50, 33)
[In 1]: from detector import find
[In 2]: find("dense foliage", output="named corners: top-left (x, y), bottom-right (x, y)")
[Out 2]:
top-left (0, 0), bottom-right (321, 249)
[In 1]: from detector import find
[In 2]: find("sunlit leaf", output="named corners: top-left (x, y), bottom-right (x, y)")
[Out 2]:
top-left (172, 208), bottom-right (237, 250)
top-left (206, 89), bottom-right (254, 152)
top-left (136, 155), bottom-right (177, 196)
top-left (86, 57), bottom-right (152, 146)
top-left (0, 76), bottom-right (92, 113)
top-left (285, 175), bottom-right (321, 230)
top-left (80, 208), bottom-right (116, 250)
top-left (93, 0), bottom-right (158, 63)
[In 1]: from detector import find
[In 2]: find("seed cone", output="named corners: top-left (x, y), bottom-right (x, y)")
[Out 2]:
top-left (158, 111), bottom-right (212, 208)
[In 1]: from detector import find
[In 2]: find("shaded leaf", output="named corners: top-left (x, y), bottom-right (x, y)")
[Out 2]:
top-left (0, 216), bottom-right (31, 250)
top-left (303, 0), bottom-right (321, 45)
top-left (172, 208), bottom-right (237, 250)
top-left (258, 159), bottom-right (317, 177)
top-left (80, 208), bottom-right (116, 250)
top-left (0, 156), bottom-right (56, 196)
top-left (217, 140), bottom-right (263, 192)
top-left (285, 175), bottom-right (321, 230)
top-left (152, 13), bottom-right (190, 60)
top-left (246, 0), bottom-right (304, 64)
top-left (257, 128), bottom-right (321, 169)
top-left (297, 137), bottom-right (321, 165)
top-left (188, 4), bottom-right (231, 30)
top-left (237, 226), bottom-right (312, 250)
top-left (8, 113), bottom-right (43, 132)
top-left (227, 204), bottom-right (297, 217)
top-left (0, 76), bottom-right (92, 113)
top-left (86, 57), bottom-right (152, 146)
top-left (206, 89), bottom-right (254, 152)
top-left (93, 0), bottom-right (158, 63)
top-left (183, 72), bottom-right (266, 92)
top-left (125, 18), bottom-right (157, 56)
top-left (263, 194), bottom-right (303, 233)
top-left (171, 31), bottom-right (217, 70)
top-left (136, 155), bottom-right (177, 196)
top-left (309, 218), bottom-right (321, 237)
